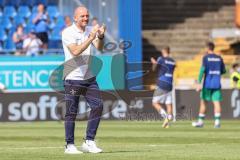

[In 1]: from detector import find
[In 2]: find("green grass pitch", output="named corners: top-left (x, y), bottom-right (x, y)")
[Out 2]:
top-left (0, 120), bottom-right (240, 160)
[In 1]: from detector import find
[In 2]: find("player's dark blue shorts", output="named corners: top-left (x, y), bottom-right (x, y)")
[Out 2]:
top-left (64, 77), bottom-right (103, 111)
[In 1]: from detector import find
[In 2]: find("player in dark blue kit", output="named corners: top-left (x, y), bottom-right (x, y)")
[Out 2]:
top-left (151, 46), bottom-right (176, 128)
top-left (192, 42), bottom-right (226, 128)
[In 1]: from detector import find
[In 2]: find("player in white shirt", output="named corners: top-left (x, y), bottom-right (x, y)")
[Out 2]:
top-left (62, 6), bottom-right (106, 154)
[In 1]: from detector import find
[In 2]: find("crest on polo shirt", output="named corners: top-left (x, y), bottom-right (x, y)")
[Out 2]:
top-left (70, 89), bottom-right (77, 95)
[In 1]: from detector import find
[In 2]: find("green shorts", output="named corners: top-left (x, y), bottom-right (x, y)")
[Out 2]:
top-left (200, 88), bottom-right (222, 101)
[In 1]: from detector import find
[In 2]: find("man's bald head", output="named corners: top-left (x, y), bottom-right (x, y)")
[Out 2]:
top-left (74, 6), bottom-right (88, 17)
top-left (73, 6), bottom-right (89, 29)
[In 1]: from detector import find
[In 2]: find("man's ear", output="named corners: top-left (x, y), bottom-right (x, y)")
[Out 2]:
top-left (73, 16), bottom-right (77, 23)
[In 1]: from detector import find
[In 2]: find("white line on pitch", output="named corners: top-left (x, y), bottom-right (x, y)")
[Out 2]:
top-left (147, 143), bottom-right (215, 147)
top-left (0, 146), bottom-right (63, 150)
top-left (0, 144), bottom-right (213, 150)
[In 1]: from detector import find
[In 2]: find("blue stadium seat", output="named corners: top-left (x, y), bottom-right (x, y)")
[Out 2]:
top-left (48, 40), bottom-right (62, 49)
top-left (55, 16), bottom-right (65, 28)
top-left (18, 6), bottom-right (31, 18)
top-left (0, 30), bottom-right (7, 41)
top-left (4, 38), bottom-right (16, 50)
top-left (33, 0), bottom-right (47, 6)
top-left (26, 16), bottom-right (35, 28)
top-left (19, 0), bottom-right (34, 6)
top-left (0, 17), bottom-right (13, 30)
top-left (47, 5), bottom-right (60, 19)
top-left (31, 5), bottom-right (38, 14)
top-left (8, 27), bottom-right (16, 37)
top-left (48, 22), bottom-right (55, 30)
top-left (0, 25), bottom-right (5, 32)
top-left (3, 6), bottom-right (17, 18)
top-left (5, 0), bottom-right (21, 6)
top-left (50, 27), bottom-right (62, 40)
top-left (48, 0), bottom-right (58, 5)
top-left (47, 16), bottom-right (54, 29)
top-left (13, 16), bottom-right (26, 27)
top-left (0, 0), bottom-right (4, 7)
top-left (24, 25), bottom-right (34, 33)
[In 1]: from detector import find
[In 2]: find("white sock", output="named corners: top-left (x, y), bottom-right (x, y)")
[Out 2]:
top-left (215, 119), bottom-right (220, 125)
top-left (159, 109), bottom-right (167, 119)
top-left (167, 114), bottom-right (173, 120)
top-left (214, 113), bottom-right (221, 125)
top-left (197, 113), bottom-right (205, 124)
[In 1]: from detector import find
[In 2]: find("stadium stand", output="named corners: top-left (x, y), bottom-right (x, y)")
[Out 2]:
top-left (142, 0), bottom-right (238, 88)
top-left (142, 0), bottom-right (235, 59)
top-left (0, 0), bottom-right (61, 54)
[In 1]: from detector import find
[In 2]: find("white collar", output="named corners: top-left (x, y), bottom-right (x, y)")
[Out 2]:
top-left (72, 23), bottom-right (85, 33)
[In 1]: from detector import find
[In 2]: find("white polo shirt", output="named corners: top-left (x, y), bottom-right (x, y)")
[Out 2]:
top-left (62, 23), bottom-right (95, 80)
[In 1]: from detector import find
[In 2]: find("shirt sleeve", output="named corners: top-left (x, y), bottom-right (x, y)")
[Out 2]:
top-left (62, 30), bottom-right (76, 46)
top-left (198, 56), bottom-right (206, 83)
top-left (157, 57), bottom-right (163, 64)
top-left (198, 66), bottom-right (205, 83)
top-left (31, 13), bottom-right (38, 24)
top-left (202, 56), bottom-right (207, 68)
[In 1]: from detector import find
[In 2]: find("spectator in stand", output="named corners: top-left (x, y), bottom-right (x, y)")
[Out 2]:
top-left (230, 63), bottom-right (240, 89)
top-left (12, 25), bottom-right (27, 55)
top-left (32, 3), bottom-right (49, 49)
top-left (61, 16), bottom-right (72, 32)
top-left (23, 31), bottom-right (43, 56)
top-left (64, 16), bottom-right (72, 28)
top-left (91, 17), bottom-right (98, 26)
